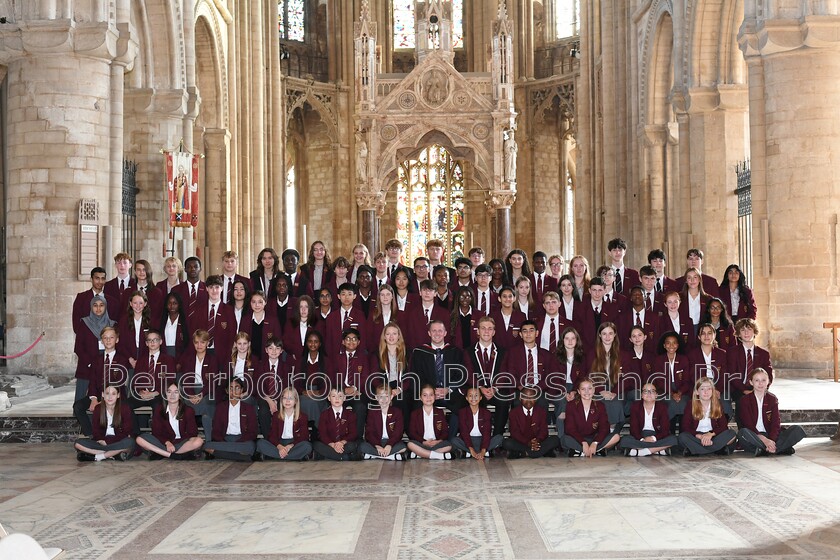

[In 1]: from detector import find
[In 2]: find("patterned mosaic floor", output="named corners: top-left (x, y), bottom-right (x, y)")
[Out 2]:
top-left (3, 440), bottom-right (840, 559)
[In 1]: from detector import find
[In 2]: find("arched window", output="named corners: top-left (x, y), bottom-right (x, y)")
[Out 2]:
top-left (393, 1), bottom-right (465, 51)
top-left (396, 145), bottom-right (465, 266)
top-left (278, 0), bottom-right (305, 42)
top-left (554, 0), bottom-right (580, 39)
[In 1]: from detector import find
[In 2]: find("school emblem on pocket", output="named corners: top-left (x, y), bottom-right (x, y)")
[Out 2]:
top-left (220, 322), bottom-right (228, 330)
top-left (435, 420), bottom-right (443, 431)
top-left (592, 422), bottom-right (599, 430)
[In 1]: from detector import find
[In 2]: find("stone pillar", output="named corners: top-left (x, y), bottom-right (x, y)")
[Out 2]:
top-left (739, 2), bottom-right (840, 376)
top-left (489, 192), bottom-right (515, 258)
top-left (0, 14), bottom-right (134, 374)
top-left (203, 128), bottom-right (232, 262)
top-left (356, 192), bottom-right (383, 256)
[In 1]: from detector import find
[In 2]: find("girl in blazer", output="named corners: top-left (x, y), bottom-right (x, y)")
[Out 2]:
top-left (407, 385), bottom-right (453, 460)
top-left (561, 377), bottom-right (620, 457)
top-left (451, 387), bottom-right (504, 460)
top-left (620, 383), bottom-right (678, 456)
top-left (177, 329), bottom-right (220, 439)
top-left (552, 326), bottom-right (588, 438)
top-left (118, 290), bottom-right (151, 368)
top-left (74, 383), bottom-right (135, 462)
top-left (659, 291), bottom-right (693, 350)
top-left (701, 298), bottom-right (737, 350)
top-left (587, 322), bottom-right (627, 425)
top-left (678, 378), bottom-right (736, 456)
top-left (227, 279), bottom-right (250, 332)
top-left (74, 296), bottom-right (115, 402)
top-left (514, 276), bottom-right (538, 320)
top-left (720, 264), bottom-right (757, 321)
top-left (651, 331), bottom-right (692, 419)
top-left (490, 286), bottom-right (526, 351)
top-left (688, 323), bottom-right (731, 415)
top-left (256, 387), bottom-right (313, 461)
top-left (737, 368), bottom-right (804, 456)
top-left (297, 330), bottom-right (330, 425)
top-left (679, 267), bottom-right (709, 343)
top-left (620, 326), bottom-right (654, 396)
top-left (204, 377), bottom-right (258, 461)
top-left (283, 295), bottom-right (318, 364)
top-left (159, 292), bottom-right (190, 360)
top-left (359, 386), bottom-right (407, 460)
top-left (136, 381), bottom-right (203, 460)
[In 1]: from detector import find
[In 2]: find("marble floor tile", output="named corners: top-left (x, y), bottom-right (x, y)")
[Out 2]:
top-left (508, 457), bottom-right (657, 479)
top-left (151, 500), bottom-right (370, 555)
top-left (235, 460), bottom-right (383, 482)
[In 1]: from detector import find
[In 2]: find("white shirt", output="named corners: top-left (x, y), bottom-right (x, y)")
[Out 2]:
top-left (194, 357), bottom-right (204, 386)
top-left (501, 311), bottom-right (511, 331)
top-left (381, 410), bottom-right (390, 440)
top-left (226, 401), bottom-right (242, 435)
top-left (540, 316), bottom-right (560, 351)
top-left (299, 322), bottom-right (309, 345)
top-left (381, 310), bottom-right (392, 326)
top-left (234, 306), bottom-right (244, 330)
top-left (697, 406), bottom-right (713, 433)
top-left (167, 407), bottom-right (182, 439)
top-left (730, 289), bottom-right (741, 316)
top-left (476, 288), bottom-right (492, 315)
top-left (422, 408), bottom-right (436, 440)
top-left (633, 308), bottom-right (646, 326)
top-left (687, 292), bottom-right (702, 325)
top-left (164, 317), bottom-right (178, 347)
top-left (470, 410), bottom-right (482, 437)
top-left (518, 300), bottom-right (530, 317)
top-left (133, 317), bottom-right (142, 348)
top-left (563, 298), bottom-right (574, 320)
top-left (282, 413), bottom-right (294, 439)
top-left (755, 394), bottom-right (766, 433)
top-left (702, 350), bottom-right (714, 377)
top-left (642, 406), bottom-right (655, 432)
top-left (396, 294), bottom-right (407, 311)
top-left (234, 357), bottom-right (246, 379)
top-left (105, 410), bottom-right (116, 436)
top-left (670, 314), bottom-right (680, 333)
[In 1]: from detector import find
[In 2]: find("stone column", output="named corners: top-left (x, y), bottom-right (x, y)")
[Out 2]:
top-left (356, 192), bottom-right (383, 256)
top-left (488, 191), bottom-right (515, 258)
top-left (739, 2), bottom-right (840, 376)
top-left (203, 128), bottom-right (232, 262)
top-left (0, 14), bottom-right (134, 374)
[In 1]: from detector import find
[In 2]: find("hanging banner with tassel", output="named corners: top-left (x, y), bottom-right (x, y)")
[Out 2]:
top-left (165, 151), bottom-right (200, 230)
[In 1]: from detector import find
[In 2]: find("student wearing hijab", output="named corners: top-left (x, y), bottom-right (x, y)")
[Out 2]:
top-left (73, 295), bottom-right (116, 403)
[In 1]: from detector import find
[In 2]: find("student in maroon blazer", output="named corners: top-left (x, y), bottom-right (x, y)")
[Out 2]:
top-left (255, 387), bottom-right (313, 461)
top-left (701, 298), bottom-right (738, 350)
top-left (407, 384), bottom-right (454, 460)
top-left (725, 318), bottom-right (773, 409)
top-left (578, 278), bottom-right (619, 350)
top-left (177, 329), bottom-right (222, 439)
top-left (74, 383), bottom-right (135, 462)
top-left (103, 252), bottom-right (135, 304)
top-left (529, 252), bottom-right (559, 303)
top-left (466, 316), bottom-right (513, 437)
top-left (73, 326), bottom-right (131, 438)
top-left (535, 291), bottom-right (573, 354)
top-left (501, 320), bottom-right (561, 401)
top-left (324, 283), bottom-right (371, 358)
top-left (553, 327), bottom-right (589, 438)
top-left (359, 386), bottom-right (407, 460)
top-left (451, 387), bottom-right (504, 460)
top-left (596, 266), bottom-right (630, 316)
top-left (620, 326), bottom-right (654, 392)
top-left (647, 249), bottom-right (678, 294)
top-left (205, 377), bottom-right (258, 461)
top-left (136, 381), bottom-right (204, 460)
top-left (659, 291), bottom-right (694, 350)
top-left (239, 290), bottom-right (282, 362)
top-left (490, 286), bottom-right (527, 351)
top-left (720, 264), bottom-right (757, 321)
top-left (473, 264), bottom-right (501, 317)
top-left (117, 291), bottom-right (152, 366)
top-left (253, 337), bottom-right (293, 438)
top-left (688, 324), bottom-right (730, 410)
top-left (619, 383), bottom-right (678, 456)
top-left (159, 292), bottom-right (191, 360)
top-left (649, 331), bottom-right (692, 419)
top-left (121, 260), bottom-right (164, 322)
top-left (432, 264), bottom-right (454, 311)
top-left (220, 250), bottom-right (252, 301)
top-left (606, 238), bottom-right (640, 295)
top-left (328, 328), bottom-right (371, 439)
top-left (314, 389), bottom-right (360, 461)
top-left (127, 330), bottom-right (177, 433)
top-left (156, 256), bottom-right (184, 295)
top-left (736, 368), bottom-right (804, 456)
top-left (678, 378), bottom-right (736, 456)
top-left (674, 248), bottom-right (720, 298)
top-left (283, 295), bottom-right (319, 363)
top-left (72, 267), bottom-right (120, 333)
top-left (171, 257), bottom-right (208, 324)
top-left (401, 280), bottom-right (451, 351)
top-left (502, 387), bottom-right (560, 458)
top-left (74, 296), bottom-right (116, 402)
top-left (450, 286), bottom-right (481, 350)
top-left (189, 275), bottom-right (237, 360)
top-left (266, 275), bottom-right (297, 336)
top-left (619, 286), bottom-right (661, 354)
top-left (561, 377), bottom-right (620, 457)
top-left (282, 248), bottom-right (311, 298)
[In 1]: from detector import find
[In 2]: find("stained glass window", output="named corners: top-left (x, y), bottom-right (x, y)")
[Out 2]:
top-left (452, 0), bottom-right (464, 49)
top-left (393, 0), bottom-right (415, 49)
top-left (396, 145), bottom-right (465, 266)
top-left (555, 0), bottom-right (580, 39)
top-left (278, 0), bottom-right (305, 42)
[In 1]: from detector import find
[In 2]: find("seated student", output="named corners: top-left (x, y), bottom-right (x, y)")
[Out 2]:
top-left (620, 383), bottom-right (678, 456)
top-left (678, 378), bottom-right (737, 456)
top-left (253, 337), bottom-right (291, 438)
top-left (466, 316), bottom-right (512, 438)
top-left (407, 384), bottom-right (454, 460)
top-left (451, 387), bottom-right (504, 460)
top-left (127, 329), bottom-right (176, 434)
top-left (331, 327), bottom-right (370, 439)
top-left (688, 323), bottom-right (731, 416)
top-left (726, 317), bottom-right (773, 419)
top-left (313, 389), bottom-right (360, 461)
top-left (136, 382), bottom-right (203, 460)
top-left (297, 330), bottom-right (330, 426)
top-left (73, 326), bottom-right (130, 437)
top-left (359, 386), bottom-right (407, 460)
top-left (562, 377), bottom-right (621, 457)
top-left (502, 386), bottom-right (560, 459)
top-left (204, 377), bottom-right (258, 461)
top-left (552, 327), bottom-right (588, 438)
top-left (177, 329), bottom-right (220, 439)
top-left (737, 368), bottom-right (805, 456)
top-left (73, 295), bottom-right (115, 403)
top-left (649, 331), bottom-right (692, 420)
top-left (74, 383), bottom-right (135, 462)
top-left (255, 387), bottom-right (313, 461)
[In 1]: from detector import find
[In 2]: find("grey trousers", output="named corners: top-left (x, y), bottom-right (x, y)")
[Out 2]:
top-left (620, 430), bottom-right (679, 450)
top-left (738, 426), bottom-right (805, 455)
top-left (560, 434), bottom-right (613, 453)
top-left (503, 435), bottom-right (561, 457)
top-left (678, 429), bottom-right (737, 455)
top-left (184, 396), bottom-right (215, 439)
top-left (256, 438), bottom-right (313, 460)
top-left (359, 440), bottom-right (407, 458)
top-left (313, 440), bottom-right (359, 461)
top-left (207, 434), bottom-right (255, 461)
top-left (450, 435), bottom-right (504, 454)
top-left (137, 433), bottom-right (199, 455)
top-left (75, 437), bottom-right (134, 453)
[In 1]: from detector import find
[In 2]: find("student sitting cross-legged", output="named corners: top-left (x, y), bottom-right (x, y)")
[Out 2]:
top-left (502, 386), bottom-right (561, 459)
top-left (359, 385), bottom-right (407, 460)
top-left (255, 387), bottom-right (313, 461)
top-left (136, 381), bottom-right (204, 460)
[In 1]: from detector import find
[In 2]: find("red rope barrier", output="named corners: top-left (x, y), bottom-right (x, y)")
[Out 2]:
top-left (0, 331), bottom-right (45, 359)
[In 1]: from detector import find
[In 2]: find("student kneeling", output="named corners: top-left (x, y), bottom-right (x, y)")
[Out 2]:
top-left (204, 377), bottom-right (258, 461)
top-left (503, 387), bottom-right (560, 459)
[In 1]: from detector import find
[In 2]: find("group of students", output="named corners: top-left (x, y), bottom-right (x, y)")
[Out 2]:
top-left (69, 238), bottom-right (804, 461)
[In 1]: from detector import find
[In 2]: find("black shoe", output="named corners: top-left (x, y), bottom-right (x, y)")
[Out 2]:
top-left (171, 452), bottom-right (195, 461)
top-left (149, 452), bottom-right (164, 461)
top-left (542, 449), bottom-right (556, 458)
top-left (623, 448), bottom-right (631, 457)
top-left (682, 448), bottom-right (692, 457)
top-left (76, 451), bottom-right (95, 462)
top-left (252, 452), bottom-right (264, 462)
top-left (204, 451), bottom-right (215, 460)
top-left (596, 449), bottom-right (607, 457)
top-left (779, 447), bottom-right (796, 456)
top-left (754, 447), bottom-right (765, 457)
top-left (115, 452), bottom-right (129, 462)
top-left (567, 449), bottom-right (581, 457)
top-left (507, 451), bottom-right (523, 459)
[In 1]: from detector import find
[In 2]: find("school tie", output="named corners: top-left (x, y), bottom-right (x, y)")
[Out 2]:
top-left (645, 292), bottom-right (652, 311)
top-left (119, 279), bottom-right (125, 294)
top-left (104, 354), bottom-right (111, 369)
top-left (225, 279), bottom-right (232, 301)
top-left (746, 349), bottom-right (753, 378)
top-left (207, 303), bottom-right (216, 342)
top-left (390, 265), bottom-right (396, 278)
top-left (656, 278), bottom-right (662, 292)
top-left (595, 306), bottom-right (602, 328)
top-left (483, 346), bottom-right (490, 367)
top-left (336, 411), bottom-right (341, 421)
top-left (139, 285), bottom-right (146, 294)
top-left (636, 312), bottom-right (642, 327)
top-left (435, 349), bottom-right (444, 386)
top-left (425, 307), bottom-right (431, 324)
top-left (149, 354), bottom-right (155, 373)
top-left (615, 268), bottom-right (622, 293)
top-left (343, 310), bottom-right (351, 330)
top-left (188, 284), bottom-right (197, 319)
top-left (549, 318), bottom-right (557, 353)
top-left (537, 274), bottom-right (543, 296)
top-left (480, 291), bottom-right (487, 314)
top-left (378, 279), bottom-right (383, 289)
top-left (527, 348), bottom-right (535, 376)
top-left (271, 363), bottom-right (278, 394)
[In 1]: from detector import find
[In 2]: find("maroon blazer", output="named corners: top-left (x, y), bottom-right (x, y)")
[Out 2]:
top-left (176, 351), bottom-right (221, 398)
top-left (602, 291), bottom-right (630, 316)
top-left (104, 276), bottom-right (136, 305)
top-left (253, 356), bottom-right (293, 400)
top-left (534, 313), bottom-right (573, 351)
top-left (408, 407), bottom-right (449, 441)
top-left (223, 274), bottom-right (252, 301)
top-left (116, 317), bottom-right (149, 361)
top-left (238, 312), bottom-right (282, 353)
top-left (267, 411), bottom-right (310, 446)
top-left (90, 402), bottom-right (134, 443)
top-left (364, 407), bottom-right (405, 447)
top-left (529, 273), bottom-right (558, 303)
top-left (457, 406), bottom-right (494, 450)
top-left (614, 267), bottom-right (640, 295)
top-left (120, 285), bottom-right (164, 323)
top-left (133, 350), bottom-right (178, 395)
top-left (489, 308), bottom-right (527, 351)
top-left (189, 301), bottom-right (237, 358)
top-left (507, 405), bottom-right (550, 445)
top-left (715, 324), bottom-right (738, 350)
top-left (620, 349), bottom-right (653, 387)
top-left (451, 309), bottom-right (482, 350)
top-left (726, 344), bottom-right (773, 393)
top-left (658, 310), bottom-right (694, 349)
top-left (155, 279), bottom-right (180, 295)
top-left (266, 296), bottom-right (298, 335)
top-left (648, 354), bottom-right (692, 395)
top-left (681, 405), bottom-right (729, 435)
top-left (211, 400), bottom-right (258, 442)
top-left (74, 325), bottom-right (105, 381)
top-left (555, 354), bottom-right (589, 392)
top-left (558, 298), bottom-right (586, 330)
top-left (87, 351), bottom-right (132, 399)
top-left (472, 288), bottom-right (501, 317)
top-left (737, 391), bottom-right (781, 440)
top-left (578, 296), bottom-right (619, 349)
top-left (400, 303), bottom-right (450, 351)
top-left (628, 400), bottom-right (672, 440)
top-left (282, 320), bottom-right (318, 363)
top-left (72, 290), bottom-right (120, 333)
top-left (318, 407), bottom-right (358, 443)
top-left (675, 273), bottom-right (720, 299)
top-left (328, 350), bottom-right (371, 397)
top-left (465, 343), bottom-right (510, 394)
top-left (369, 353), bottom-right (411, 395)
top-left (655, 275), bottom-right (679, 294)
top-left (618, 307), bottom-right (662, 354)
top-left (171, 281), bottom-right (208, 323)
top-left (564, 399), bottom-right (609, 443)
top-left (720, 285), bottom-right (757, 320)
top-left (687, 347), bottom-right (728, 392)
top-left (299, 263), bottom-right (333, 294)
top-left (150, 404), bottom-right (199, 444)
top-left (324, 306), bottom-right (371, 358)
top-left (501, 343), bottom-right (562, 393)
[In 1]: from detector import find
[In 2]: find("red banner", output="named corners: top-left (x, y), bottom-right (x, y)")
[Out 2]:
top-left (166, 151), bottom-right (199, 229)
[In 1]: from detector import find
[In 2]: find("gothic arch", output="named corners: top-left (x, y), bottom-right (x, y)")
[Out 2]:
top-left (285, 81), bottom-right (340, 143)
top-left (637, 0), bottom-right (674, 125)
top-left (125, 0), bottom-right (189, 90)
top-left (688, 0), bottom-right (746, 87)
top-left (647, 12), bottom-right (674, 125)
top-left (194, 1), bottom-right (230, 128)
